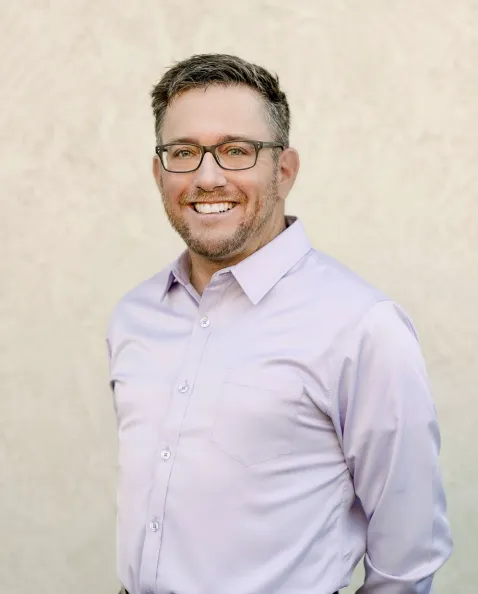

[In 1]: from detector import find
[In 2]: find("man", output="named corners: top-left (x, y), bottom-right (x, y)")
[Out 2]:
top-left (106, 54), bottom-right (452, 594)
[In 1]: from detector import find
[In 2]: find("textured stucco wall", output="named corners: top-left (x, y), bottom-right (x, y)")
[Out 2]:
top-left (1, 2), bottom-right (477, 593)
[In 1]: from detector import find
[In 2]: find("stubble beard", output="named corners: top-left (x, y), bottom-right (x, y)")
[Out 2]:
top-left (160, 174), bottom-right (280, 261)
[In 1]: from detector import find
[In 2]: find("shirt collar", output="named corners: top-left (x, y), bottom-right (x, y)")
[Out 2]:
top-left (230, 216), bottom-right (311, 304)
top-left (160, 216), bottom-right (312, 305)
top-left (158, 251), bottom-right (191, 301)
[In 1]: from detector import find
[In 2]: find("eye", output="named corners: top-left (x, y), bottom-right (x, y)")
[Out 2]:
top-left (219, 142), bottom-right (254, 158)
top-left (168, 144), bottom-right (200, 160)
top-left (227, 146), bottom-right (247, 156)
top-left (174, 149), bottom-right (193, 159)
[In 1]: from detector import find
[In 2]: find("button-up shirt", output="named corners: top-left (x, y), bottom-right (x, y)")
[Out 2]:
top-left (106, 216), bottom-right (452, 594)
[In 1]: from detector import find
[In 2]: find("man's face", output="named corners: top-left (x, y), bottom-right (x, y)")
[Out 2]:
top-left (153, 85), bottom-right (287, 262)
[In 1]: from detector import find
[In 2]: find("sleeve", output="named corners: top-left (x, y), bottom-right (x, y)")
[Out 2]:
top-left (334, 300), bottom-right (452, 594)
top-left (106, 301), bottom-right (121, 393)
top-left (106, 336), bottom-right (114, 390)
top-left (106, 311), bottom-right (119, 423)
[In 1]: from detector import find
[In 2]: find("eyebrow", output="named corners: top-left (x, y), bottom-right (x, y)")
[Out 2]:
top-left (162, 134), bottom-right (256, 145)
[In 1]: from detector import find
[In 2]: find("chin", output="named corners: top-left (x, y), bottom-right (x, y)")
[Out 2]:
top-left (187, 236), bottom-right (242, 260)
top-left (189, 244), bottom-right (232, 260)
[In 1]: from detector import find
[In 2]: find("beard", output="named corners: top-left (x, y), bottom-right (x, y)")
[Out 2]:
top-left (160, 172), bottom-right (280, 261)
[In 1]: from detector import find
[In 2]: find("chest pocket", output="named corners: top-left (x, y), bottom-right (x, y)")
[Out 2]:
top-left (211, 368), bottom-right (303, 467)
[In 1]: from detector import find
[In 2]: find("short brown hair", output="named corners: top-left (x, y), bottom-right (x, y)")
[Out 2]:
top-left (151, 53), bottom-right (290, 146)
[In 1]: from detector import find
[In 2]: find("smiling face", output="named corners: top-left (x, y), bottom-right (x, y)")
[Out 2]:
top-left (153, 85), bottom-right (298, 263)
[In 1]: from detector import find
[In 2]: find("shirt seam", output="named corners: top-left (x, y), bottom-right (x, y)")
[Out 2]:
top-left (325, 297), bottom-right (391, 447)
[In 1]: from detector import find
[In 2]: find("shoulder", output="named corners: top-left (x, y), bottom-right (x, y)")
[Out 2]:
top-left (295, 249), bottom-right (421, 351)
top-left (296, 248), bottom-right (391, 321)
top-left (305, 249), bottom-right (385, 297)
top-left (106, 264), bottom-right (173, 343)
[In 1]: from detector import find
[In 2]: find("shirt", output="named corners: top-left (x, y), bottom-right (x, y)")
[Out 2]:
top-left (106, 216), bottom-right (452, 594)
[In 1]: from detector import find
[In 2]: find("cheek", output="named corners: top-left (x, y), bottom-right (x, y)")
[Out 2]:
top-left (242, 166), bottom-right (275, 198)
top-left (233, 174), bottom-right (263, 203)
top-left (161, 176), bottom-right (186, 204)
top-left (243, 180), bottom-right (269, 209)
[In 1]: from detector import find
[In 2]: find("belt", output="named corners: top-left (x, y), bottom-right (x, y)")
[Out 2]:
top-left (119, 588), bottom-right (339, 594)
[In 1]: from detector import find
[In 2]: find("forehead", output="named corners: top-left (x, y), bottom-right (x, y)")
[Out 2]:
top-left (161, 85), bottom-right (272, 143)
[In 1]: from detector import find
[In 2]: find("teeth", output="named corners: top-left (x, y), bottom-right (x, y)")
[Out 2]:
top-left (194, 202), bottom-right (235, 214)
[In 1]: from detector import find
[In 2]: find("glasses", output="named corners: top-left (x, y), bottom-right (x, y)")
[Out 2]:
top-left (155, 140), bottom-right (285, 173)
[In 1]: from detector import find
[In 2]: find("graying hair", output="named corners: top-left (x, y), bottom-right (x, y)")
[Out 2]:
top-left (150, 53), bottom-right (290, 147)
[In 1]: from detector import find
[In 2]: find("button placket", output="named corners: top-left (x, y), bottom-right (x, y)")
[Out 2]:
top-left (142, 274), bottom-right (232, 593)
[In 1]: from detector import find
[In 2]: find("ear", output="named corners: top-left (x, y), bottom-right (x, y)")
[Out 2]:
top-left (152, 155), bottom-right (162, 189)
top-left (277, 147), bottom-right (300, 200)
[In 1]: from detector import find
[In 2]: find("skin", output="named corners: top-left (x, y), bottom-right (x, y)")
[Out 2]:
top-left (152, 85), bottom-right (300, 295)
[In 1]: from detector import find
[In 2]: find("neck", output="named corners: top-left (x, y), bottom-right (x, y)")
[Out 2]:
top-left (189, 216), bottom-right (286, 295)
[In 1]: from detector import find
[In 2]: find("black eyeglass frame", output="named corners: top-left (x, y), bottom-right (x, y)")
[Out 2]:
top-left (154, 140), bottom-right (286, 173)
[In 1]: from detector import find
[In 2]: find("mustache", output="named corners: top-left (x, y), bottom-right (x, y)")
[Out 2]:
top-left (179, 189), bottom-right (246, 205)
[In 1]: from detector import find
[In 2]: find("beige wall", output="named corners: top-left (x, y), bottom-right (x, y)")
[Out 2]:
top-left (1, 1), bottom-right (477, 592)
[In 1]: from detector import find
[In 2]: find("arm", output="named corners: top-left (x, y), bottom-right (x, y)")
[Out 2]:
top-left (335, 301), bottom-right (452, 594)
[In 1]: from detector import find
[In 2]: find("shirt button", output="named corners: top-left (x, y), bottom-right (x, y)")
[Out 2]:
top-left (200, 316), bottom-right (210, 328)
top-left (149, 520), bottom-right (160, 532)
top-left (160, 449), bottom-right (171, 461)
top-left (178, 382), bottom-right (189, 393)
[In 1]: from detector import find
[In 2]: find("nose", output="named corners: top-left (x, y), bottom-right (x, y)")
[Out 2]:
top-left (193, 152), bottom-right (227, 192)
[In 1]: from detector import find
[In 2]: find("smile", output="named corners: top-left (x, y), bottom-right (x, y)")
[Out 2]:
top-left (193, 202), bottom-right (237, 214)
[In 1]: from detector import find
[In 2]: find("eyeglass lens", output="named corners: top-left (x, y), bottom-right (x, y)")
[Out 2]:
top-left (161, 141), bottom-right (256, 171)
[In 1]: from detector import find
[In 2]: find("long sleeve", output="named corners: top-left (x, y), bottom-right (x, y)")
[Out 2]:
top-left (335, 300), bottom-right (452, 594)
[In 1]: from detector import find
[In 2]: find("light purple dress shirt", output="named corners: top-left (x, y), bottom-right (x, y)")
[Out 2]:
top-left (107, 216), bottom-right (452, 594)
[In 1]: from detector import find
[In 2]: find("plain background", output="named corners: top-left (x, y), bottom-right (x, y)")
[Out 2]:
top-left (1, 1), bottom-right (477, 593)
